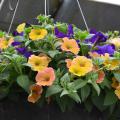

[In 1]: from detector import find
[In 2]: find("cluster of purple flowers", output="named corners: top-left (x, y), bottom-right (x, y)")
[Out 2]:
top-left (55, 25), bottom-right (115, 56)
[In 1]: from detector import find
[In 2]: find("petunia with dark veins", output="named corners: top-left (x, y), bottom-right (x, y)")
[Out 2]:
top-left (85, 31), bottom-right (108, 44)
top-left (13, 31), bottom-right (24, 36)
top-left (93, 44), bottom-right (115, 56)
top-left (12, 41), bottom-right (22, 46)
top-left (55, 24), bottom-right (73, 38)
top-left (16, 47), bottom-right (32, 58)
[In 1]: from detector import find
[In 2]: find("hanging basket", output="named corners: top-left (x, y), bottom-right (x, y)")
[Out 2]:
top-left (0, 0), bottom-right (120, 119)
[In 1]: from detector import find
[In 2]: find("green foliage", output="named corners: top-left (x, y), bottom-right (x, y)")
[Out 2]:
top-left (46, 85), bottom-right (62, 97)
top-left (104, 90), bottom-right (118, 106)
top-left (81, 85), bottom-right (90, 101)
top-left (17, 75), bottom-right (30, 92)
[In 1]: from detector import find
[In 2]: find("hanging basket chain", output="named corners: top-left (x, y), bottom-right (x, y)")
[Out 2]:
top-left (7, 0), bottom-right (20, 35)
top-left (76, 0), bottom-right (89, 31)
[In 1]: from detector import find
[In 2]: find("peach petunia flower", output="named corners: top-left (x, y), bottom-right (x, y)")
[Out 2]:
top-left (61, 37), bottom-right (80, 55)
top-left (28, 55), bottom-right (50, 71)
top-left (29, 29), bottom-right (47, 40)
top-left (28, 84), bottom-right (43, 103)
top-left (0, 37), bottom-right (14, 49)
top-left (93, 66), bottom-right (105, 84)
top-left (36, 67), bottom-right (55, 86)
top-left (65, 59), bottom-right (72, 68)
top-left (69, 56), bottom-right (93, 76)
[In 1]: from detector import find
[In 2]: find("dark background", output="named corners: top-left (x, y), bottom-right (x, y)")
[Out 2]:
top-left (0, 0), bottom-right (120, 32)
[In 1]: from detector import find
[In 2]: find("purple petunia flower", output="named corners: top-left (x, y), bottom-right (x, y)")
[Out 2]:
top-left (93, 44), bottom-right (115, 56)
top-left (13, 31), bottom-right (24, 36)
top-left (85, 31), bottom-right (108, 44)
top-left (16, 47), bottom-right (32, 58)
top-left (89, 28), bottom-right (97, 34)
top-left (12, 41), bottom-right (22, 46)
top-left (55, 24), bottom-right (73, 38)
top-left (16, 47), bottom-right (27, 54)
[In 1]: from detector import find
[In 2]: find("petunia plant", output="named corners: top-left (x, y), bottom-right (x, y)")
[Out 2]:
top-left (0, 15), bottom-right (120, 115)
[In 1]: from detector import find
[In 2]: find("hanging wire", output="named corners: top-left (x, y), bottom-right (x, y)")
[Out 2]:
top-left (9, 0), bottom-right (15, 11)
top-left (76, 0), bottom-right (89, 31)
top-left (45, 0), bottom-right (50, 16)
top-left (0, 0), bottom-right (5, 11)
top-left (45, 0), bottom-right (47, 16)
top-left (7, 0), bottom-right (20, 35)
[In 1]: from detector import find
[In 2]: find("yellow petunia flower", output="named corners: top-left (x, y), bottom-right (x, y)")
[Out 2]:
top-left (61, 37), bottom-right (80, 55)
top-left (0, 37), bottom-right (14, 49)
top-left (109, 38), bottom-right (120, 49)
top-left (16, 23), bottom-right (26, 33)
top-left (69, 56), bottom-right (93, 76)
top-left (29, 29), bottom-right (48, 41)
top-left (101, 53), bottom-right (120, 70)
top-left (28, 55), bottom-right (50, 71)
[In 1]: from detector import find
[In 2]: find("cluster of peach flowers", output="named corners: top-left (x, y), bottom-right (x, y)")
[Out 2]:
top-left (27, 54), bottom-right (55, 103)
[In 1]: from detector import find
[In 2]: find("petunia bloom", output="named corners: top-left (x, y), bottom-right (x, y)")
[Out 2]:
top-left (93, 66), bottom-right (105, 84)
top-left (0, 37), bottom-right (14, 50)
top-left (55, 24), bottom-right (73, 38)
top-left (16, 23), bottom-right (26, 33)
top-left (28, 55), bottom-right (50, 71)
top-left (16, 47), bottom-right (32, 58)
top-left (12, 41), bottom-right (22, 46)
top-left (12, 31), bottom-right (24, 36)
top-left (101, 53), bottom-right (120, 70)
top-left (93, 44), bottom-right (115, 56)
top-left (85, 31), bottom-right (108, 44)
top-left (109, 38), bottom-right (120, 49)
top-left (28, 84), bottom-right (43, 103)
top-left (65, 59), bottom-right (72, 68)
top-left (36, 67), bottom-right (55, 86)
top-left (29, 29), bottom-right (47, 40)
top-left (61, 37), bottom-right (80, 55)
top-left (69, 56), bottom-right (93, 76)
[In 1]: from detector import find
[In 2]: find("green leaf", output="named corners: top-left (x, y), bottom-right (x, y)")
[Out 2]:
top-left (17, 75), bottom-right (30, 91)
top-left (90, 81), bottom-right (100, 95)
top-left (68, 92), bottom-right (81, 103)
top-left (71, 79), bottom-right (88, 90)
top-left (104, 90), bottom-right (118, 106)
top-left (81, 85), bottom-right (90, 101)
top-left (46, 85), bottom-right (62, 97)
top-left (92, 94), bottom-right (107, 111)
top-left (48, 50), bottom-right (60, 58)
top-left (60, 89), bottom-right (69, 97)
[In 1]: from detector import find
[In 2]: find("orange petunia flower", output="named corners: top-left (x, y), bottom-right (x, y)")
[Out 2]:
top-left (0, 37), bottom-right (14, 49)
top-left (36, 67), bottom-right (55, 86)
top-left (89, 52), bottom-right (100, 58)
top-left (61, 37), bottom-right (80, 55)
top-left (115, 88), bottom-right (120, 99)
top-left (111, 77), bottom-right (119, 89)
top-left (28, 84), bottom-right (43, 103)
top-left (28, 55), bottom-right (50, 71)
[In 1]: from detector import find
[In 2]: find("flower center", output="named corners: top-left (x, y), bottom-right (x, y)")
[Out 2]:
top-left (79, 63), bottom-right (85, 67)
